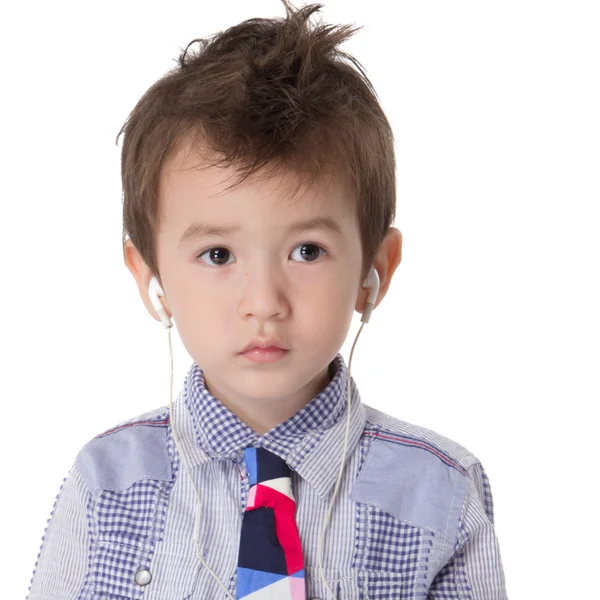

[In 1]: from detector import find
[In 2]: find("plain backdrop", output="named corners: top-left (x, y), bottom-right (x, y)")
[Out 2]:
top-left (2, 1), bottom-right (598, 597)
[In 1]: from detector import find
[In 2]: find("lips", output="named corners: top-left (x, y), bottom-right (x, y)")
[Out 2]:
top-left (240, 347), bottom-right (289, 364)
top-left (240, 338), bottom-right (289, 353)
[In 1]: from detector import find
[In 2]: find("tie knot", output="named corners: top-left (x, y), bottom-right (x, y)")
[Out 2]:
top-left (243, 447), bottom-right (296, 511)
top-left (243, 447), bottom-right (291, 484)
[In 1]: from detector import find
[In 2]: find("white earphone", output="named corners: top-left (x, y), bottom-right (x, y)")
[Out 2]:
top-left (147, 265), bottom-right (380, 600)
top-left (148, 276), bottom-right (173, 329)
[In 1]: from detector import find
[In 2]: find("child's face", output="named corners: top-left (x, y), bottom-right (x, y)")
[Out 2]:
top-left (126, 140), bottom-right (401, 417)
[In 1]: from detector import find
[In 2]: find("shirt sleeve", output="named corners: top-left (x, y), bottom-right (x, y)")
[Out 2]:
top-left (427, 461), bottom-right (508, 599)
top-left (26, 460), bottom-right (92, 600)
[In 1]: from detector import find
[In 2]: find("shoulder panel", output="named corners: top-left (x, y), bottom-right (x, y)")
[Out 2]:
top-left (76, 406), bottom-right (172, 497)
top-left (362, 405), bottom-right (480, 470)
top-left (350, 405), bottom-right (479, 545)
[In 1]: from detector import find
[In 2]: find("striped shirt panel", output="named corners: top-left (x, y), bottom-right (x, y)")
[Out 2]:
top-left (26, 463), bottom-right (91, 600)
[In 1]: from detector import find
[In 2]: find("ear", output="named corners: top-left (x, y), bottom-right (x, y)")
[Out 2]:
top-left (356, 227), bottom-right (402, 314)
top-left (123, 239), bottom-right (172, 324)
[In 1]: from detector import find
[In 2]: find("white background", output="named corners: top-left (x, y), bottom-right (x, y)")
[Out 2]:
top-left (2, 1), bottom-right (598, 597)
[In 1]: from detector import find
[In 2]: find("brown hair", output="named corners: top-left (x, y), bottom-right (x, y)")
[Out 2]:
top-left (117, 0), bottom-right (396, 287)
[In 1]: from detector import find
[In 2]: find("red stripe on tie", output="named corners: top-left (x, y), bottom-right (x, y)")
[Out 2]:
top-left (247, 484), bottom-right (296, 513)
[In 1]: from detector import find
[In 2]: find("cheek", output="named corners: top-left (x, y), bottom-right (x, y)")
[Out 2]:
top-left (169, 287), bottom-right (218, 337)
top-left (296, 281), bottom-right (356, 328)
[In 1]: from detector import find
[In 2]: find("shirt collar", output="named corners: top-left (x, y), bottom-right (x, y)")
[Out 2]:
top-left (171, 352), bottom-right (366, 500)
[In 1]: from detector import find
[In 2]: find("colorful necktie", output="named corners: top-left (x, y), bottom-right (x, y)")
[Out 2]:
top-left (236, 446), bottom-right (306, 599)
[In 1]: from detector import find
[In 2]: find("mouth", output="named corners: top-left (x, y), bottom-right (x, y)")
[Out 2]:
top-left (239, 347), bottom-right (289, 364)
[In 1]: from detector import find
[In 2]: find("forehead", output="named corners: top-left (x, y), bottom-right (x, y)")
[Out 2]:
top-left (157, 142), bottom-right (357, 232)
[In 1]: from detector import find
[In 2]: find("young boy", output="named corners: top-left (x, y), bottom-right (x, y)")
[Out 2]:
top-left (27, 2), bottom-right (508, 599)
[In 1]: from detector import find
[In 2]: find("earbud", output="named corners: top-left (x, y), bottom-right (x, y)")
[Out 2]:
top-left (361, 265), bottom-right (380, 324)
top-left (149, 276), bottom-right (173, 329)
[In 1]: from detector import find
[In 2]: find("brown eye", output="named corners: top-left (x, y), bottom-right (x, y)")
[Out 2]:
top-left (293, 243), bottom-right (325, 263)
top-left (197, 247), bottom-right (233, 267)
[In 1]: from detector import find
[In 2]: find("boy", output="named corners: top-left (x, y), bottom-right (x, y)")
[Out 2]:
top-left (27, 1), bottom-right (508, 598)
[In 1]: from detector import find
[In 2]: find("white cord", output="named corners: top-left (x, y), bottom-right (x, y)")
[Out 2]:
top-left (316, 322), bottom-right (364, 600)
top-left (167, 328), bottom-right (237, 600)
top-left (167, 324), bottom-right (364, 600)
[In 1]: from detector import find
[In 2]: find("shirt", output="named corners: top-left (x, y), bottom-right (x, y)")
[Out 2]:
top-left (26, 352), bottom-right (508, 599)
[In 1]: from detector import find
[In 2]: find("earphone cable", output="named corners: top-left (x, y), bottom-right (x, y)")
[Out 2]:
top-left (316, 321), bottom-right (364, 600)
top-left (167, 327), bottom-right (237, 600)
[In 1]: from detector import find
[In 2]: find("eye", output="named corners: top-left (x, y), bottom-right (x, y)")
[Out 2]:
top-left (196, 247), bottom-right (235, 267)
top-left (196, 243), bottom-right (328, 267)
top-left (290, 243), bottom-right (327, 263)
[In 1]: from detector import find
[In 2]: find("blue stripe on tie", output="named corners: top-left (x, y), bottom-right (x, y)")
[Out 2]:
top-left (290, 568), bottom-right (305, 578)
top-left (236, 566), bottom-right (287, 598)
top-left (244, 447), bottom-right (258, 485)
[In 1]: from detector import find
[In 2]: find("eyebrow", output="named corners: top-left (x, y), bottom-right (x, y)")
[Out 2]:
top-left (179, 216), bottom-right (343, 245)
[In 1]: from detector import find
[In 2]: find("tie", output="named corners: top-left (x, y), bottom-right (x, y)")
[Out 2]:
top-left (236, 447), bottom-right (306, 599)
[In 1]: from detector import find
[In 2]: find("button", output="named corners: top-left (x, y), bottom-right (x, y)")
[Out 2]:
top-left (134, 569), bottom-right (152, 586)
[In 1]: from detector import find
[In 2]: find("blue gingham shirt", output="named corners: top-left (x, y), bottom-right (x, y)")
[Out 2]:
top-left (27, 352), bottom-right (508, 599)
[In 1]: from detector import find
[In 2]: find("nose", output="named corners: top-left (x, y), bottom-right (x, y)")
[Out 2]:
top-left (238, 264), bottom-right (290, 322)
